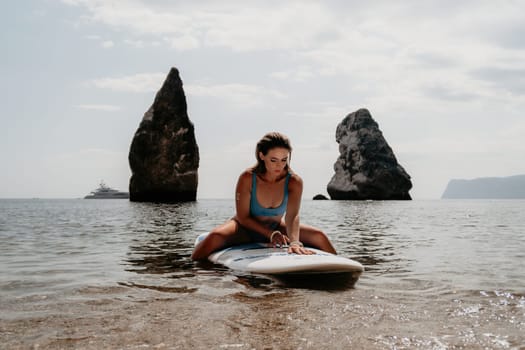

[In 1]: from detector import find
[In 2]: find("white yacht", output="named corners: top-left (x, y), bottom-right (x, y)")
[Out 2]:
top-left (84, 181), bottom-right (129, 199)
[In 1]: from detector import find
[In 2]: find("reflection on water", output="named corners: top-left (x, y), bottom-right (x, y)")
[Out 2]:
top-left (229, 271), bottom-right (361, 291)
top-left (123, 200), bottom-right (368, 291)
top-left (118, 281), bottom-right (198, 294)
top-left (273, 272), bottom-right (361, 290)
top-left (329, 201), bottom-right (413, 273)
top-left (125, 226), bottom-right (194, 275)
top-left (1, 199), bottom-right (525, 349)
top-left (115, 199), bottom-right (525, 294)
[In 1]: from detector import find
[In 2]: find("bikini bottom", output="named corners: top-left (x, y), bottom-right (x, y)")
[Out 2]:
top-left (232, 218), bottom-right (282, 243)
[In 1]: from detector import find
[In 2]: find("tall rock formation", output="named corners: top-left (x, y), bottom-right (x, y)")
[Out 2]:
top-left (128, 67), bottom-right (199, 202)
top-left (327, 108), bottom-right (412, 200)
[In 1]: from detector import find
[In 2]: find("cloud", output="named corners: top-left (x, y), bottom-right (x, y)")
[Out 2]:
top-left (61, 0), bottom-right (199, 44)
top-left (458, 2), bottom-right (525, 50)
top-left (64, 0), bottom-right (525, 104)
top-left (408, 51), bottom-right (459, 70)
top-left (61, 1), bottom-right (336, 51)
top-left (123, 39), bottom-right (144, 48)
top-left (85, 72), bottom-right (286, 108)
top-left (84, 34), bottom-right (114, 48)
top-left (63, 1), bottom-right (400, 55)
top-left (62, 1), bottom-right (525, 58)
top-left (87, 73), bottom-right (166, 93)
top-left (200, 3), bottom-right (336, 51)
top-left (186, 83), bottom-right (287, 108)
top-left (422, 85), bottom-right (479, 102)
top-left (270, 66), bottom-right (316, 82)
top-left (123, 39), bottom-right (162, 48)
top-left (471, 67), bottom-right (525, 95)
top-left (488, 21), bottom-right (525, 49)
top-left (162, 35), bottom-right (200, 50)
top-left (101, 40), bottom-right (114, 48)
top-left (75, 104), bottom-right (121, 111)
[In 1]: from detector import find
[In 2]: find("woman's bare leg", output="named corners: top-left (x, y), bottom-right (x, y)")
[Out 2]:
top-left (191, 219), bottom-right (249, 260)
top-left (300, 224), bottom-right (337, 254)
top-left (279, 222), bottom-right (337, 254)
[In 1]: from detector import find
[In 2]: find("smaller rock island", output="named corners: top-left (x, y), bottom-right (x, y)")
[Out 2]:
top-left (313, 194), bottom-right (329, 200)
top-left (327, 109), bottom-right (412, 200)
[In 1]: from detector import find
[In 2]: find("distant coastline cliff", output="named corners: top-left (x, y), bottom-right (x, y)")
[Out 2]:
top-left (442, 174), bottom-right (525, 199)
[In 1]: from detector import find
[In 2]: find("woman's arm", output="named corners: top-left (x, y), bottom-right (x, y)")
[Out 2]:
top-left (285, 174), bottom-right (314, 254)
top-left (234, 171), bottom-right (275, 240)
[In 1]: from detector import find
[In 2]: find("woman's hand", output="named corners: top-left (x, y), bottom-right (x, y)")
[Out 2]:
top-left (270, 230), bottom-right (289, 247)
top-left (287, 241), bottom-right (315, 255)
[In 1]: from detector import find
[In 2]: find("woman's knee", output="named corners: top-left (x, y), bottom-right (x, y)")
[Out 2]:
top-left (310, 227), bottom-right (328, 241)
top-left (192, 231), bottom-right (226, 260)
top-left (206, 230), bottom-right (230, 246)
top-left (307, 228), bottom-right (336, 254)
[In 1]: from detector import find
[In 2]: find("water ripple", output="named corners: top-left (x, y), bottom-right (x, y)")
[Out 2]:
top-left (1, 199), bottom-right (525, 348)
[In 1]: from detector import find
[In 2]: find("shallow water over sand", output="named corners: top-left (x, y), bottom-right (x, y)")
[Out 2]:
top-left (1, 199), bottom-right (524, 349)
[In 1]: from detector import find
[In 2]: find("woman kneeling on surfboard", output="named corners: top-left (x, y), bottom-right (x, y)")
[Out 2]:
top-left (191, 132), bottom-right (336, 260)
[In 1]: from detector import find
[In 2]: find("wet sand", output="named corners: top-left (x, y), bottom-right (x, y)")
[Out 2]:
top-left (3, 282), bottom-right (361, 349)
top-left (2, 276), bottom-right (524, 350)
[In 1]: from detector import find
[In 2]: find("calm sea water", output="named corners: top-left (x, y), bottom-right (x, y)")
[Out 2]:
top-left (1, 199), bottom-right (524, 349)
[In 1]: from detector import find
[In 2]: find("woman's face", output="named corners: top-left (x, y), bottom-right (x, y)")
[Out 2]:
top-left (259, 147), bottom-right (290, 175)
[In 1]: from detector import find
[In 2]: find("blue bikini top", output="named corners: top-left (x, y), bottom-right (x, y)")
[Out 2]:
top-left (250, 172), bottom-right (291, 217)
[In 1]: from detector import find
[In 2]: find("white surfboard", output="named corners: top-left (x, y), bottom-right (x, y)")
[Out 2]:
top-left (194, 233), bottom-right (364, 277)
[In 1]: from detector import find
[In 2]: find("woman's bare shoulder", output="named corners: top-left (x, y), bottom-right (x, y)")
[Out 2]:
top-left (237, 169), bottom-right (254, 185)
top-left (240, 168), bottom-right (254, 177)
top-left (288, 172), bottom-right (303, 187)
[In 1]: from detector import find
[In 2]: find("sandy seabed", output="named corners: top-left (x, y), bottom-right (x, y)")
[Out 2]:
top-left (2, 283), bottom-right (367, 350)
top-left (3, 279), bottom-right (524, 350)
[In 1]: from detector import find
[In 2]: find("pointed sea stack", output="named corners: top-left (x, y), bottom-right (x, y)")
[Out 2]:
top-left (128, 67), bottom-right (199, 202)
top-left (327, 108), bottom-right (412, 200)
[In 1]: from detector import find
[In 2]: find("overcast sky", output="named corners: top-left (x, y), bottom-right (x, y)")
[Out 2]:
top-left (2, 0), bottom-right (524, 199)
